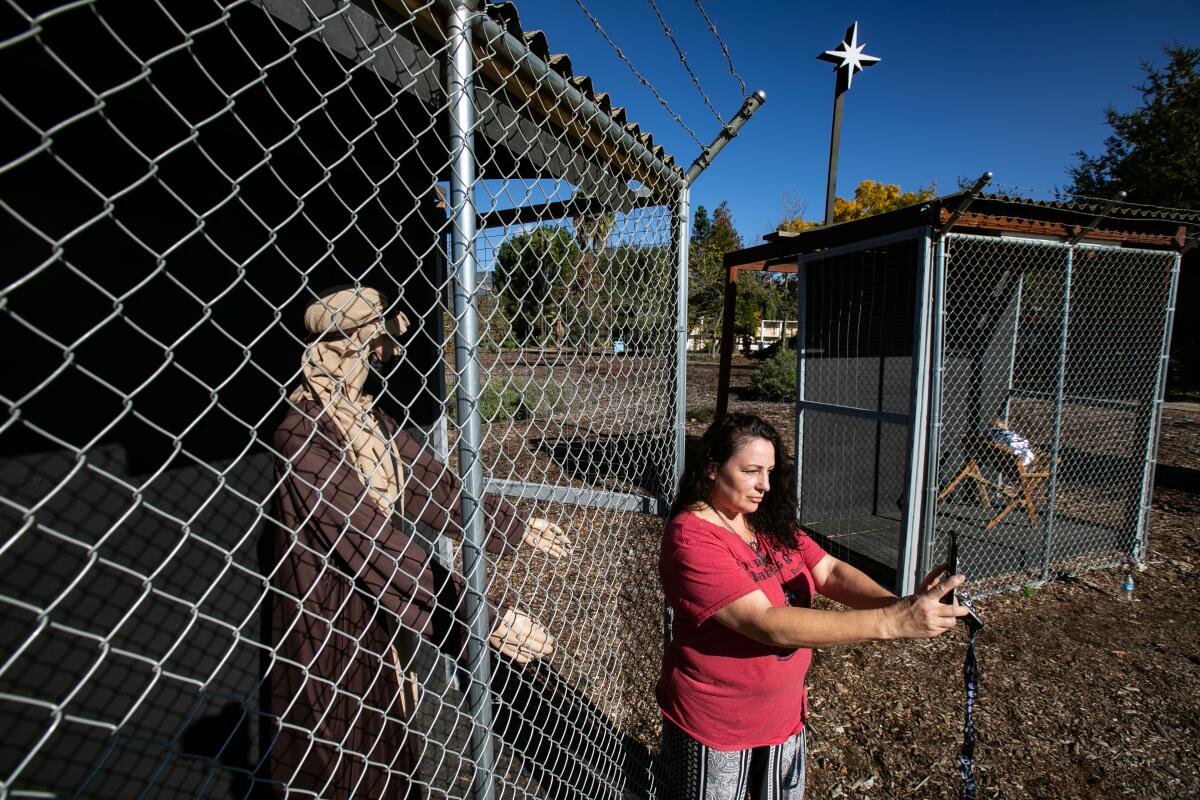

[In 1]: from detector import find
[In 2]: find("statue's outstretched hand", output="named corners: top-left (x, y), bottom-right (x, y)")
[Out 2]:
top-left (489, 608), bottom-right (554, 663)
top-left (523, 517), bottom-right (572, 558)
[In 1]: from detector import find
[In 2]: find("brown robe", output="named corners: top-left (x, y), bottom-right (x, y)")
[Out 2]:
top-left (267, 399), bottom-right (525, 798)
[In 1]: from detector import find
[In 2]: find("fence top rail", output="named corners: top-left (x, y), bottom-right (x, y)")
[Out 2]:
top-left (944, 232), bottom-right (1185, 262)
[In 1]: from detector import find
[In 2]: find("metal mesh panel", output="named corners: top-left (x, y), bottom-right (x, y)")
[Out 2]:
top-left (931, 234), bottom-right (1177, 593)
top-left (796, 234), bottom-right (922, 590)
top-left (0, 2), bottom-right (682, 798)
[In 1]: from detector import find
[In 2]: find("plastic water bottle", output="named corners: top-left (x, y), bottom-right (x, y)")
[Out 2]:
top-left (1119, 571), bottom-right (1135, 602)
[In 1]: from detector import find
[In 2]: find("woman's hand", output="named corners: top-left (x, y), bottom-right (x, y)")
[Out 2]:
top-left (884, 573), bottom-right (969, 639)
top-left (523, 517), bottom-right (572, 558)
top-left (916, 563), bottom-right (950, 594)
top-left (489, 608), bottom-right (554, 663)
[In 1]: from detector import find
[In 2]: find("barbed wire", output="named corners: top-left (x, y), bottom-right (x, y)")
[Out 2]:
top-left (1065, 194), bottom-right (1198, 216)
top-left (983, 182), bottom-right (1075, 201)
top-left (689, 0), bottom-right (746, 99)
top-left (643, 0), bottom-right (723, 124)
top-left (570, 0), bottom-right (704, 148)
top-left (990, 182), bottom-right (1199, 217)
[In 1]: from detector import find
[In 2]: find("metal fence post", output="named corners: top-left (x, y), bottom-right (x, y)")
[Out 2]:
top-left (662, 179), bottom-right (691, 660)
top-left (447, 3), bottom-right (497, 798)
top-left (1040, 245), bottom-right (1074, 581)
top-left (794, 262), bottom-right (808, 525)
top-left (899, 227), bottom-right (934, 595)
top-left (919, 234), bottom-right (949, 579)
top-left (672, 183), bottom-right (691, 495)
top-left (1134, 251), bottom-right (1183, 561)
top-left (1002, 272), bottom-right (1024, 422)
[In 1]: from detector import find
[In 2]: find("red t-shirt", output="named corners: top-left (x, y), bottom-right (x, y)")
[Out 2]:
top-left (657, 510), bottom-right (828, 750)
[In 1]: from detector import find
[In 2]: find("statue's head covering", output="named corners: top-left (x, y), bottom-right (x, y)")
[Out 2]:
top-left (289, 287), bottom-right (411, 516)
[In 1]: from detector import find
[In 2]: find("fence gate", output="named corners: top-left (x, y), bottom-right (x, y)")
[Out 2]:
top-left (794, 230), bottom-right (933, 593)
top-left (926, 233), bottom-right (1180, 592)
top-left (0, 2), bottom-right (685, 798)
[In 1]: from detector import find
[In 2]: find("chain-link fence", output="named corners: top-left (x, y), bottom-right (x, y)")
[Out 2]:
top-left (0, 1), bottom-right (689, 797)
top-left (927, 233), bottom-right (1180, 594)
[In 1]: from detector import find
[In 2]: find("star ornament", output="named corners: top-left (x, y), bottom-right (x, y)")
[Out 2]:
top-left (817, 21), bottom-right (880, 93)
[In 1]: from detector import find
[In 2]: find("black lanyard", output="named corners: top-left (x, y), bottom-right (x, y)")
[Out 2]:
top-left (958, 597), bottom-right (980, 800)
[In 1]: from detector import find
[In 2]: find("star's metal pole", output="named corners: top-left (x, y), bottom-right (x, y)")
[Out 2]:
top-left (823, 88), bottom-right (845, 226)
top-left (816, 22), bottom-right (879, 226)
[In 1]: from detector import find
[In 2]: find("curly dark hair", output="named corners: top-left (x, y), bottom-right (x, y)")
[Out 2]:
top-left (669, 413), bottom-right (799, 549)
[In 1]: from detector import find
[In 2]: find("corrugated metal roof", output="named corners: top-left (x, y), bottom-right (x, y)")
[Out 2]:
top-left (486, 1), bottom-right (680, 173)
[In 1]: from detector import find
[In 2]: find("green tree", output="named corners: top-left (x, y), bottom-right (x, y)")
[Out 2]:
top-left (689, 201), bottom-right (796, 345)
top-left (692, 204), bottom-right (711, 243)
top-left (735, 272), bottom-right (782, 336)
top-left (493, 226), bottom-right (579, 345)
top-left (1067, 45), bottom-right (1200, 387)
top-left (750, 350), bottom-right (797, 401)
top-left (711, 204), bottom-right (760, 338)
top-left (570, 210), bottom-right (616, 345)
top-left (601, 243), bottom-right (672, 351)
top-left (708, 201), bottom-right (743, 253)
top-left (688, 202), bottom-right (741, 351)
top-left (1067, 45), bottom-right (1199, 207)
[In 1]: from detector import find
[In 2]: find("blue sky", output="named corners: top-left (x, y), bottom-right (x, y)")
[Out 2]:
top-left (506, 0), bottom-right (1200, 244)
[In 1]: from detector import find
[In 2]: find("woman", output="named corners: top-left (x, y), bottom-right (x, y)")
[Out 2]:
top-left (658, 413), bottom-right (965, 800)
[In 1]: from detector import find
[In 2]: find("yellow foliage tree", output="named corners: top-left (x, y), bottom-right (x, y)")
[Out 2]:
top-left (777, 180), bottom-right (935, 232)
top-left (776, 217), bottom-right (822, 234)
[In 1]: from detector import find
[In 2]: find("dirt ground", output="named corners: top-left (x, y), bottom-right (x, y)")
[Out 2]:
top-left (683, 356), bottom-right (1200, 799)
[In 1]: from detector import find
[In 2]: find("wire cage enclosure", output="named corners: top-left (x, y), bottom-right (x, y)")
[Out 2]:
top-left (724, 196), bottom-right (1191, 596)
top-left (0, 1), bottom-right (701, 798)
top-left (929, 233), bottom-right (1179, 595)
